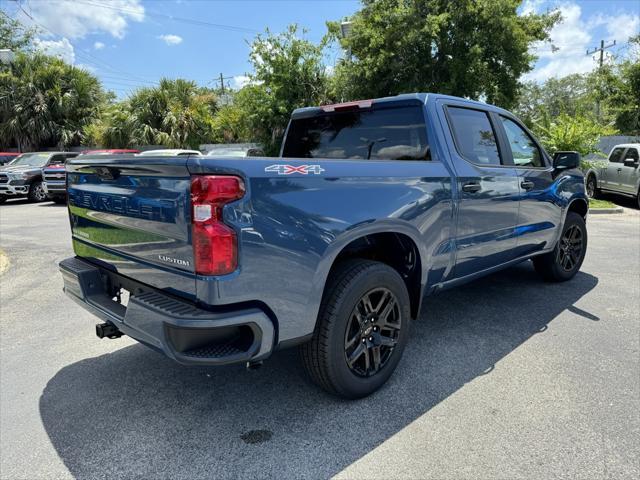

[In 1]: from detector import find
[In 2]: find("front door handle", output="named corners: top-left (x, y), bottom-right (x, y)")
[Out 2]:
top-left (521, 180), bottom-right (535, 191)
top-left (462, 181), bottom-right (482, 193)
top-left (617, 168), bottom-right (622, 172)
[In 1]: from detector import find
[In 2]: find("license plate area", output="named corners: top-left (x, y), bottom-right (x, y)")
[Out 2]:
top-left (113, 288), bottom-right (130, 307)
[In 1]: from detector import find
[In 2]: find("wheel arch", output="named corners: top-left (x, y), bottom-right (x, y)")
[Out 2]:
top-left (568, 197), bottom-right (589, 219)
top-left (317, 224), bottom-right (425, 321)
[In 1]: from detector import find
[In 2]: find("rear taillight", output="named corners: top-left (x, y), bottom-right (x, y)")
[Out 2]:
top-left (191, 175), bottom-right (245, 275)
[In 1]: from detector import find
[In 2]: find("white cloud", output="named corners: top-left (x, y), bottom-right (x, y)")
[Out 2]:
top-left (525, 4), bottom-right (596, 82)
top-left (524, 3), bottom-right (640, 83)
top-left (93, 41), bottom-right (105, 50)
top-left (158, 34), bottom-right (183, 46)
top-left (22, 0), bottom-right (144, 39)
top-left (232, 75), bottom-right (250, 89)
top-left (34, 37), bottom-right (75, 64)
top-left (520, 0), bottom-right (544, 16)
top-left (589, 12), bottom-right (640, 43)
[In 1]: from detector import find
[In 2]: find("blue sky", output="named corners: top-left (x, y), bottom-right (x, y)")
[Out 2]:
top-left (3, 0), bottom-right (639, 97)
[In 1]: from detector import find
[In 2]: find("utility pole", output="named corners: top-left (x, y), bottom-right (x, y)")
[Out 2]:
top-left (219, 72), bottom-right (225, 94)
top-left (586, 39), bottom-right (616, 120)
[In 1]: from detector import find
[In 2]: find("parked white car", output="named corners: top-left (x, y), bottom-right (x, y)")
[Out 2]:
top-left (586, 143), bottom-right (640, 208)
top-left (205, 143), bottom-right (264, 157)
top-left (136, 149), bottom-right (202, 157)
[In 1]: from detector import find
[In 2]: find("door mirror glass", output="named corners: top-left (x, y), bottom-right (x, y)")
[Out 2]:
top-left (553, 151), bottom-right (581, 170)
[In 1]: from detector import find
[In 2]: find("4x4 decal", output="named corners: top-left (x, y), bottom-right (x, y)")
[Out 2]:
top-left (265, 164), bottom-right (325, 175)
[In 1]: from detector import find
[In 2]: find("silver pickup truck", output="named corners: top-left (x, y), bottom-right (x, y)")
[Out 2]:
top-left (586, 143), bottom-right (640, 208)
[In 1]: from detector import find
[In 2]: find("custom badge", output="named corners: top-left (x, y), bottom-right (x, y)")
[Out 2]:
top-left (265, 164), bottom-right (325, 175)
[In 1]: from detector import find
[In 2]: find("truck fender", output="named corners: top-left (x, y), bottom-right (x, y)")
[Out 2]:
top-left (307, 219), bottom-right (427, 324)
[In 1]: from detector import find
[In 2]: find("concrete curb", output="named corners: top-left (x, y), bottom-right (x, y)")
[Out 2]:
top-left (588, 207), bottom-right (624, 215)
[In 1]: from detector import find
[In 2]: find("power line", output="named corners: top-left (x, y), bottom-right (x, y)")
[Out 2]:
top-left (73, 0), bottom-right (259, 34)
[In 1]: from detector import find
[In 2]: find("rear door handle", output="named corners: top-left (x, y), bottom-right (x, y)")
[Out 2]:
top-left (462, 181), bottom-right (482, 193)
top-left (520, 180), bottom-right (535, 191)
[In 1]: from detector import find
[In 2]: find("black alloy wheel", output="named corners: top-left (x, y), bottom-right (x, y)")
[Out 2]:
top-left (556, 224), bottom-right (584, 272)
top-left (343, 287), bottom-right (401, 377)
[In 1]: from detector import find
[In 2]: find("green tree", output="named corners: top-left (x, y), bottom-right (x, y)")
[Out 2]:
top-left (0, 53), bottom-right (106, 150)
top-left (329, 0), bottom-right (558, 107)
top-left (516, 35), bottom-right (640, 135)
top-left (0, 14), bottom-right (35, 52)
top-left (238, 25), bottom-right (329, 155)
top-left (515, 75), bottom-right (596, 127)
top-left (533, 112), bottom-right (617, 167)
top-left (98, 78), bottom-right (217, 148)
top-left (591, 35), bottom-right (640, 135)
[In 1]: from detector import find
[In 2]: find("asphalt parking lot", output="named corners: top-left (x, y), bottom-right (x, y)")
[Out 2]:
top-left (1, 200), bottom-right (638, 480)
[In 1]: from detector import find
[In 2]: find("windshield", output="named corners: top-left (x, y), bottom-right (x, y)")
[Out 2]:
top-left (8, 153), bottom-right (50, 167)
top-left (282, 105), bottom-right (429, 160)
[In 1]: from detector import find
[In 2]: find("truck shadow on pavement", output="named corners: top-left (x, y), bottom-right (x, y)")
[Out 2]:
top-left (39, 263), bottom-right (598, 479)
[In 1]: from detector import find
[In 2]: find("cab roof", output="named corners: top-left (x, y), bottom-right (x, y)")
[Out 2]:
top-left (291, 93), bottom-right (507, 119)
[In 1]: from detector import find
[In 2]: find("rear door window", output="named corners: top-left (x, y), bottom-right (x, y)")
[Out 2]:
top-left (609, 148), bottom-right (625, 163)
top-left (282, 105), bottom-right (430, 161)
top-left (447, 107), bottom-right (502, 165)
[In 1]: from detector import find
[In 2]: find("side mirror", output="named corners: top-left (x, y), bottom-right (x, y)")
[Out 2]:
top-left (553, 151), bottom-right (581, 170)
top-left (623, 158), bottom-right (639, 168)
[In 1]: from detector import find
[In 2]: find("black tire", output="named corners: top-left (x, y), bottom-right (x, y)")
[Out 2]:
top-left (300, 259), bottom-right (411, 399)
top-left (0, 194), bottom-right (6, 204)
top-left (533, 211), bottom-right (587, 282)
top-left (27, 181), bottom-right (47, 202)
top-left (586, 174), bottom-right (599, 199)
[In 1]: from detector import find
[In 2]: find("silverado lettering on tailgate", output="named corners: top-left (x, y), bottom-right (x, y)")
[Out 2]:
top-left (72, 192), bottom-right (172, 222)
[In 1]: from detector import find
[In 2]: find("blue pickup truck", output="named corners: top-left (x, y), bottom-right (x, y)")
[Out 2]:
top-left (59, 93), bottom-right (588, 398)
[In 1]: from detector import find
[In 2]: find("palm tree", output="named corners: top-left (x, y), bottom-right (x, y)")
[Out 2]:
top-left (0, 53), bottom-right (105, 150)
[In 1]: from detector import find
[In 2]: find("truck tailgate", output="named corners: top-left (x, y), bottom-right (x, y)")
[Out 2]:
top-left (66, 156), bottom-right (196, 299)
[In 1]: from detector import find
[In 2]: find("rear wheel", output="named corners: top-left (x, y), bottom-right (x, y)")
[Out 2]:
top-left (586, 174), bottom-right (599, 199)
top-left (28, 181), bottom-right (47, 202)
top-left (300, 259), bottom-right (411, 399)
top-left (533, 211), bottom-right (587, 282)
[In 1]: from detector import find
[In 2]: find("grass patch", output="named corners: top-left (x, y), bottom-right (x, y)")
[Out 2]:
top-left (589, 198), bottom-right (617, 209)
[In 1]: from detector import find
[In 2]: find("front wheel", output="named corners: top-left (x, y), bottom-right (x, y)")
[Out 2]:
top-left (0, 194), bottom-right (6, 204)
top-left (28, 181), bottom-right (47, 202)
top-left (533, 211), bottom-right (587, 282)
top-left (300, 259), bottom-right (411, 399)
